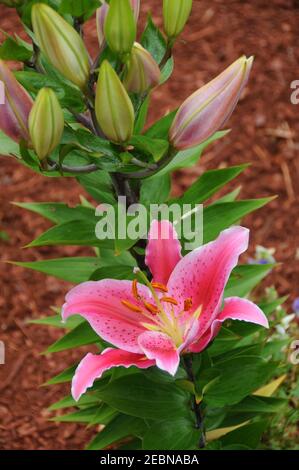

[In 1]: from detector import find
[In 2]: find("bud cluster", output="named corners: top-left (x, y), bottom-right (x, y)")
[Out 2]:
top-left (0, 0), bottom-right (253, 163)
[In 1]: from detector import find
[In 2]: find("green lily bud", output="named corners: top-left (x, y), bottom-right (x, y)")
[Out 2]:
top-left (163, 0), bottom-right (192, 39)
top-left (31, 3), bottom-right (90, 90)
top-left (95, 61), bottom-right (134, 144)
top-left (29, 88), bottom-right (64, 160)
top-left (124, 42), bottom-right (161, 94)
top-left (104, 0), bottom-right (136, 57)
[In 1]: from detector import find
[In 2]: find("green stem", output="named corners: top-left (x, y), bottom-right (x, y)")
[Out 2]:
top-left (183, 355), bottom-right (206, 449)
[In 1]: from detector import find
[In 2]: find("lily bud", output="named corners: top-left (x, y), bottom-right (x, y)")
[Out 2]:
top-left (104, 0), bottom-right (136, 57)
top-left (0, 60), bottom-right (33, 142)
top-left (31, 3), bottom-right (90, 90)
top-left (95, 61), bottom-right (134, 144)
top-left (29, 88), bottom-right (64, 160)
top-left (169, 56), bottom-right (253, 150)
top-left (131, 0), bottom-right (140, 22)
top-left (123, 42), bottom-right (161, 94)
top-left (96, 2), bottom-right (109, 50)
top-left (163, 0), bottom-right (192, 39)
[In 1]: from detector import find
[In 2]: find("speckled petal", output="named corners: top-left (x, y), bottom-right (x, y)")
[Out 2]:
top-left (62, 280), bottom-right (154, 353)
top-left (138, 331), bottom-right (180, 376)
top-left (167, 226), bottom-right (249, 335)
top-left (189, 297), bottom-right (268, 353)
top-left (145, 220), bottom-right (182, 284)
top-left (72, 349), bottom-right (154, 401)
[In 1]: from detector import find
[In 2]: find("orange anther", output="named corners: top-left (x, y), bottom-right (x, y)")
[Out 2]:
top-left (151, 282), bottom-right (168, 293)
top-left (132, 279), bottom-right (140, 299)
top-left (121, 300), bottom-right (143, 313)
top-left (143, 301), bottom-right (159, 314)
top-left (184, 298), bottom-right (193, 311)
top-left (161, 296), bottom-right (178, 306)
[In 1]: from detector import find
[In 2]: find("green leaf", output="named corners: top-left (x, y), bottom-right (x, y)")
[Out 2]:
top-left (0, 131), bottom-right (20, 157)
top-left (29, 314), bottom-right (82, 329)
top-left (96, 375), bottom-right (189, 421)
top-left (13, 202), bottom-right (94, 224)
top-left (145, 110), bottom-right (177, 139)
top-left (11, 257), bottom-right (108, 283)
top-left (26, 219), bottom-right (113, 249)
top-left (0, 36), bottom-right (32, 61)
top-left (87, 415), bottom-right (147, 450)
top-left (160, 57), bottom-right (174, 84)
top-left (59, 0), bottom-right (99, 19)
top-left (142, 418), bottom-right (200, 450)
top-left (225, 264), bottom-right (274, 298)
top-left (212, 187), bottom-right (242, 204)
top-left (230, 395), bottom-right (287, 414)
top-left (44, 364), bottom-right (77, 386)
top-left (141, 15), bottom-right (166, 63)
top-left (221, 420), bottom-right (269, 449)
top-left (154, 131), bottom-right (228, 177)
top-left (44, 321), bottom-right (101, 354)
top-left (77, 170), bottom-right (115, 204)
top-left (15, 70), bottom-right (85, 112)
top-left (130, 135), bottom-right (169, 162)
top-left (90, 265), bottom-right (134, 281)
top-left (203, 198), bottom-right (274, 244)
top-left (204, 356), bottom-right (277, 407)
top-left (49, 394), bottom-right (99, 411)
top-left (179, 165), bottom-right (248, 204)
top-left (134, 95), bottom-right (150, 134)
top-left (52, 404), bottom-right (116, 424)
top-left (140, 174), bottom-right (171, 205)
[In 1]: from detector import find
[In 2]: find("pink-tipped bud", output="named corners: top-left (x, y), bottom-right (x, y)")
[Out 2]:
top-left (96, 2), bottom-right (109, 50)
top-left (169, 56), bottom-right (253, 150)
top-left (124, 42), bottom-right (161, 94)
top-left (131, 0), bottom-right (140, 22)
top-left (0, 60), bottom-right (33, 142)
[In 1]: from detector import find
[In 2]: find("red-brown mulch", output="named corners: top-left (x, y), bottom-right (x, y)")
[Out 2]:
top-left (0, 0), bottom-right (298, 450)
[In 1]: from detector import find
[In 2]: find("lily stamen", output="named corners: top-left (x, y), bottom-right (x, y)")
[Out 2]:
top-left (121, 299), bottom-right (143, 313)
top-left (151, 282), bottom-right (168, 293)
top-left (161, 296), bottom-right (178, 306)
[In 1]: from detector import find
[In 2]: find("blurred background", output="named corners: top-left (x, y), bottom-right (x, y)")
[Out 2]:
top-left (0, 0), bottom-right (298, 450)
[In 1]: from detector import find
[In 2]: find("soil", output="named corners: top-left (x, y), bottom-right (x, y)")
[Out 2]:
top-left (0, 0), bottom-right (298, 450)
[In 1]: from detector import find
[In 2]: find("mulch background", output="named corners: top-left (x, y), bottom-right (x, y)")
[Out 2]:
top-left (0, 0), bottom-right (298, 450)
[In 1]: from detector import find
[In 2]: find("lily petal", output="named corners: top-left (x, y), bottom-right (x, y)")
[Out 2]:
top-left (145, 220), bottom-right (182, 285)
top-left (189, 297), bottom-right (269, 353)
top-left (138, 331), bottom-right (180, 376)
top-left (72, 349), bottom-right (155, 401)
top-left (167, 226), bottom-right (249, 334)
top-left (62, 280), bottom-right (154, 353)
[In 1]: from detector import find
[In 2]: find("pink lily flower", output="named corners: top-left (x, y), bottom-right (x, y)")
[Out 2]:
top-left (62, 222), bottom-right (269, 401)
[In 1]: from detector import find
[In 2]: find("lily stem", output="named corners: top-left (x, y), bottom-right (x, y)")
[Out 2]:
top-left (183, 355), bottom-right (206, 449)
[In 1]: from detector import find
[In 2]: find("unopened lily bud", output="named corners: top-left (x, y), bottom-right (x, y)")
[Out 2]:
top-left (104, 0), bottom-right (136, 57)
top-left (96, 2), bottom-right (109, 50)
top-left (95, 61), bottom-right (134, 144)
top-left (29, 88), bottom-right (64, 160)
top-left (163, 0), bottom-right (192, 39)
top-left (124, 42), bottom-right (161, 94)
top-left (0, 60), bottom-right (33, 142)
top-left (169, 56), bottom-right (253, 150)
top-left (131, 0), bottom-right (140, 22)
top-left (31, 3), bottom-right (90, 90)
